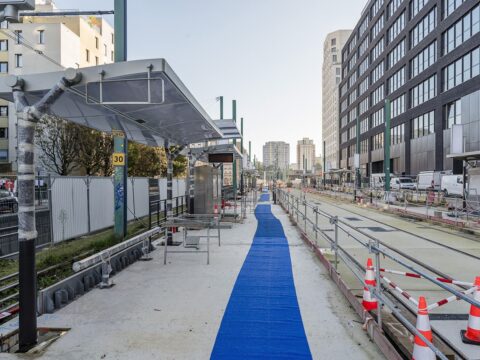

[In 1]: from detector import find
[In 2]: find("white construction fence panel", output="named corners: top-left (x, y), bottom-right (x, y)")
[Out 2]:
top-left (89, 177), bottom-right (114, 233)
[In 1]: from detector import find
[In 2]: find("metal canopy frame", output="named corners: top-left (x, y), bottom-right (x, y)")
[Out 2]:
top-left (0, 58), bottom-right (224, 147)
top-left (190, 143), bottom-right (243, 162)
top-left (447, 151), bottom-right (480, 163)
top-left (213, 119), bottom-right (242, 139)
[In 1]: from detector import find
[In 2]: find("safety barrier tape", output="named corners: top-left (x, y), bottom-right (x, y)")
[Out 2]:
top-left (378, 268), bottom-right (474, 287)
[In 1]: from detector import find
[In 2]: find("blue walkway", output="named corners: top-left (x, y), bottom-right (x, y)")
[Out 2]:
top-left (211, 204), bottom-right (312, 359)
top-left (259, 193), bottom-right (270, 202)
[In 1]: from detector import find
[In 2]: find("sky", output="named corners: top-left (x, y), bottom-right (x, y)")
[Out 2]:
top-left (54, 0), bottom-right (366, 163)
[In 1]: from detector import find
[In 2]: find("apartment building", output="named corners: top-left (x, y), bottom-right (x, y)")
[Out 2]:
top-left (0, 0), bottom-right (114, 172)
top-left (296, 138), bottom-right (316, 172)
top-left (339, 0), bottom-right (480, 176)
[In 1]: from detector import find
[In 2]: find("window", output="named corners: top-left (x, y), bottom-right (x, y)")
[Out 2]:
top-left (445, 99), bottom-right (461, 129)
top-left (341, 130), bottom-right (348, 143)
top-left (371, 38), bottom-right (385, 63)
top-left (0, 62), bottom-right (8, 73)
top-left (372, 15), bottom-right (385, 40)
top-left (95, 56), bottom-right (99, 65)
top-left (388, 38), bottom-right (405, 68)
top-left (372, 0), bottom-right (385, 17)
top-left (388, 66), bottom-right (405, 93)
top-left (86, 49), bottom-right (90, 62)
top-left (0, 150), bottom-right (8, 161)
top-left (372, 132), bottom-right (384, 150)
top-left (15, 54), bottom-right (22, 68)
top-left (391, 124), bottom-right (405, 144)
top-left (341, 115), bottom-right (348, 128)
top-left (349, 108), bottom-right (358, 122)
top-left (333, 54), bottom-right (338, 63)
top-left (359, 37), bottom-right (369, 57)
top-left (341, 148), bottom-right (348, 160)
top-left (371, 84), bottom-right (385, 106)
top-left (360, 118), bottom-right (369, 134)
top-left (371, 61), bottom-right (385, 84)
top-left (359, 98), bottom-right (369, 115)
top-left (104, 44), bottom-right (107, 56)
top-left (443, 46), bottom-right (480, 91)
top-left (0, 39), bottom-right (7, 51)
top-left (349, 36), bottom-right (357, 54)
top-left (0, 20), bottom-right (8, 29)
top-left (410, 7), bottom-right (436, 48)
top-left (331, 38), bottom-right (336, 46)
top-left (359, 17), bottom-right (369, 37)
top-left (111, 50), bottom-right (114, 61)
top-left (411, 111), bottom-right (435, 138)
top-left (391, 94), bottom-right (406, 117)
top-left (348, 52), bottom-right (357, 71)
top-left (341, 83), bottom-right (348, 97)
top-left (359, 77), bottom-right (369, 96)
top-left (410, 0), bottom-right (429, 19)
top-left (388, 11), bottom-right (405, 43)
top-left (95, 37), bottom-right (99, 49)
top-left (444, 0), bottom-right (465, 19)
top-left (388, 0), bottom-right (403, 18)
top-left (359, 57), bottom-right (369, 76)
top-left (349, 72), bottom-right (357, 87)
top-left (0, 128), bottom-right (8, 139)
top-left (341, 99), bottom-right (348, 112)
top-left (372, 108), bottom-right (385, 127)
top-left (360, 139), bottom-right (369, 153)
top-left (349, 125), bottom-right (357, 140)
top-left (411, 74), bottom-right (436, 107)
top-left (0, 106), bottom-right (8, 116)
top-left (38, 30), bottom-right (45, 44)
top-left (443, 5), bottom-right (480, 55)
top-left (349, 89), bottom-right (357, 105)
top-left (111, 33), bottom-right (114, 44)
top-left (14, 30), bottom-right (22, 44)
top-left (410, 41), bottom-right (436, 78)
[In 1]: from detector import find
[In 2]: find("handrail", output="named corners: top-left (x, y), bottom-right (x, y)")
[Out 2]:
top-left (276, 188), bottom-right (475, 360)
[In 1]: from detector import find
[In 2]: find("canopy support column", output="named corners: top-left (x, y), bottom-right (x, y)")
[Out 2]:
top-left (166, 144), bottom-right (185, 244)
top-left (7, 70), bottom-right (82, 352)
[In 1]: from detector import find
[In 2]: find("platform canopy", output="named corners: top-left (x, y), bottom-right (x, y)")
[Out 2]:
top-left (447, 151), bottom-right (480, 162)
top-left (0, 59), bottom-right (229, 146)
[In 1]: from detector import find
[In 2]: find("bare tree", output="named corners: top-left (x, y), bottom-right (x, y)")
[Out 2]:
top-left (75, 127), bottom-right (114, 176)
top-left (35, 115), bottom-right (79, 175)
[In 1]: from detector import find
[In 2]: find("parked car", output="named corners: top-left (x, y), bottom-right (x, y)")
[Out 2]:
top-left (0, 190), bottom-right (18, 213)
top-left (440, 175), bottom-right (464, 197)
top-left (370, 173), bottom-right (385, 189)
top-left (390, 177), bottom-right (416, 190)
top-left (416, 171), bottom-right (451, 192)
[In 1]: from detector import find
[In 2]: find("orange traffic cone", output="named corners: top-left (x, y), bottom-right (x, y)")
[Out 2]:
top-left (461, 277), bottom-right (480, 345)
top-left (214, 203), bottom-right (219, 216)
top-left (362, 258), bottom-right (378, 311)
top-left (412, 296), bottom-right (435, 360)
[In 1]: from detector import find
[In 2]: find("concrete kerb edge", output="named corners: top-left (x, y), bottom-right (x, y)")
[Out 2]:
top-left (279, 203), bottom-right (403, 360)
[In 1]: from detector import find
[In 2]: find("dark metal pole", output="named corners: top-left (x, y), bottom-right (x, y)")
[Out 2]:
top-left (323, 141), bottom-right (326, 189)
top-left (232, 100), bottom-right (237, 198)
top-left (384, 99), bottom-right (391, 192)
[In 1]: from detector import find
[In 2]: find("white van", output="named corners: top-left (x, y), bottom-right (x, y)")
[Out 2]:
top-left (440, 175), bottom-right (463, 197)
top-left (416, 171), bottom-right (451, 191)
top-left (390, 177), bottom-right (416, 190)
top-left (370, 173), bottom-right (385, 189)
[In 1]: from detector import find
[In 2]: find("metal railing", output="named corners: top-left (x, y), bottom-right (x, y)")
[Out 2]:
top-left (276, 188), bottom-right (480, 360)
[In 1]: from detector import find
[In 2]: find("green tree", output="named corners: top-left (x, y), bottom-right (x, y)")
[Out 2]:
top-left (35, 115), bottom-right (79, 175)
top-left (127, 142), bottom-right (164, 177)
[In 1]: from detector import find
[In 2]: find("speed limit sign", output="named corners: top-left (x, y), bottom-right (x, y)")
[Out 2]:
top-left (113, 152), bottom-right (125, 166)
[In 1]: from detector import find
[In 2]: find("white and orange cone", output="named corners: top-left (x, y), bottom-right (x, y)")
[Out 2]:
top-left (412, 296), bottom-right (435, 360)
top-left (461, 276), bottom-right (480, 345)
top-left (214, 203), bottom-right (219, 216)
top-left (362, 258), bottom-right (378, 311)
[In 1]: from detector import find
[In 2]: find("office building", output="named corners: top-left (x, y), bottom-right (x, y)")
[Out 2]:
top-left (322, 30), bottom-right (352, 171)
top-left (262, 141), bottom-right (290, 171)
top-left (296, 138), bottom-right (316, 171)
top-left (339, 0), bottom-right (480, 176)
top-left (0, 0), bottom-right (114, 172)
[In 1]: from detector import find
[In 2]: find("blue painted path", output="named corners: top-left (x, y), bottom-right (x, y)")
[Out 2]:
top-left (211, 204), bottom-right (312, 359)
top-left (259, 193), bottom-right (270, 202)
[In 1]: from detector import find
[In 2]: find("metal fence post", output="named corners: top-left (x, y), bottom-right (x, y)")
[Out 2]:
top-left (375, 238), bottom-right (383, 331)
top-left (315, 207), bottom-right (318, 241)
top-left (331, 216), bottom-right (338, 271)
top-left (304, 200), bottom-right (307, 233)
top-left (157, 201), bottom-right (160, 226)
top-left (47, 174), bottom-right (54, 246)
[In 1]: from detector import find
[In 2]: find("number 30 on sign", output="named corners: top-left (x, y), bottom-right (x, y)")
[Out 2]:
top-left (113, 153), bottom-right (125, 166)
